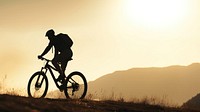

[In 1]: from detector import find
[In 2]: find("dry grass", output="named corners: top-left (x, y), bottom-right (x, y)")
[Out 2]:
top-left (86, 92), bottom-right (178, 108)
top-left (0, 75), bottom-right (26, 96)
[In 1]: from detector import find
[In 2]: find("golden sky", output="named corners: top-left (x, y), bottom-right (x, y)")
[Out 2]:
top-left (1, 0), bottom-right (200, 89)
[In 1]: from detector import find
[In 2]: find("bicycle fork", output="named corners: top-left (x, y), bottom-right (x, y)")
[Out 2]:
top-left (35, 67), bottom-right (47, 89)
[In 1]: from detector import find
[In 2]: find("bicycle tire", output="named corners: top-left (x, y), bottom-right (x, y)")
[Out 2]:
top-left (27, 71), bottom-right (48, 98)
top-left (64, 71), bottom-right (87, 99)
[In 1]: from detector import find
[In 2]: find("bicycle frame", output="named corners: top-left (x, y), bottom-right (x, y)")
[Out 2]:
top-left (37, 58), bottom-right (78, 90)
top-left (40, 60), bottom-right (61, 89)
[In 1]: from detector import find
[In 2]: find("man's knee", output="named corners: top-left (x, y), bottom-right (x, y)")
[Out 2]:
top-left (52, 59), bottom-right (56, 65)
top-left (52, 59), bottom-right (59, 67)
top-left (61, 61), bottom-right (68, 70)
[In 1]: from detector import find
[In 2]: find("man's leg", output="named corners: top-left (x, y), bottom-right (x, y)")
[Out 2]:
top-left (52, 56), bottom-right (64, 81)
top-left (60, 50), bottom-right (71, 77)
top-left (61, 60), bottom-right (68, 77)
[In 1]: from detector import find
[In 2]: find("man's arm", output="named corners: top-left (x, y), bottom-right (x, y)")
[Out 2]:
top-left (39, 42), bottom-right (52, 58)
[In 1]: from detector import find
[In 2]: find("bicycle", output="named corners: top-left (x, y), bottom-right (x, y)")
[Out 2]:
top-left (27, 57), bottom-right (87, 99)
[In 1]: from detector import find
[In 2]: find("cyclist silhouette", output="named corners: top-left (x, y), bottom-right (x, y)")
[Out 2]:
top-left (38, 29), bottom-right (73, 83)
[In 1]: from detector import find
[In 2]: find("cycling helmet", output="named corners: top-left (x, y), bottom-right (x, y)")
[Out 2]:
top-left (45, 29), bottom-right (55, 37)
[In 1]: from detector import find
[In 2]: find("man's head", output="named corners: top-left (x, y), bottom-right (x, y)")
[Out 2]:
top-left (45, 29), bottom-right (55, 39)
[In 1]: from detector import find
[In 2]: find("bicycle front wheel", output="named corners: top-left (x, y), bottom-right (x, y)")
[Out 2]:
top-left (27, 71), bottom-right (48, 98)
top-left (64, 71), bottom-right (87, 99)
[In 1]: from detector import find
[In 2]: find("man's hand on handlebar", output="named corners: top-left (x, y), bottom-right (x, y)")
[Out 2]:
top-left (37, 56), bottom-right (50, 62)
top-left (38, 55), bottom-right (43, 60)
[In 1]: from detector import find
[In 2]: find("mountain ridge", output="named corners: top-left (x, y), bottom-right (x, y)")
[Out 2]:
top-left (88, 63), bottom-right (200, 105)
top-left (93, 63), bottom-right (200, 82)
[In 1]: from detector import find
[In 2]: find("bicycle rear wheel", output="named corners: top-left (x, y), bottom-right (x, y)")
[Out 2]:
top-left (27, 71), bottom-right (48, 98)
top-left (64, 71), bottom-right (87, 99)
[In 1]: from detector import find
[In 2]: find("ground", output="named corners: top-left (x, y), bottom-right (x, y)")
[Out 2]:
top-left (0, 94), bottom-right (199, 112)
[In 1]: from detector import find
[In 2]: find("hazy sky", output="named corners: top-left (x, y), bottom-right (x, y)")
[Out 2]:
top-left (1, 0), bottom-right (200, 89)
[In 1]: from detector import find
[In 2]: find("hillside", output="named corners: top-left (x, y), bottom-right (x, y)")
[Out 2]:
top-left (182, 93), bottom-right (200, 111)
top-left (88, 63), bottom-right (200, 105)
top-left (0, 94), bottom-right (199, 112)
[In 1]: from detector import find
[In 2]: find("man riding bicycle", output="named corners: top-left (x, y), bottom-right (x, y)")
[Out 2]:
top-left (38, 29), bottom-right (73, 83)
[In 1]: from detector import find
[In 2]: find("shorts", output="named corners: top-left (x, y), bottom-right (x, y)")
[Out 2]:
top-left (54, 49), bottom-right (73, 62)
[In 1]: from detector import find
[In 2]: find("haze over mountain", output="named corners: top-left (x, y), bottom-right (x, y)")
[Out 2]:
top-left (88, 63), bottom-right (200, 105)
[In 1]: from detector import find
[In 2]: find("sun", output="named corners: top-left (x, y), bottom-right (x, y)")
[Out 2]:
top-left (124, 0), bottom-right (188, 29)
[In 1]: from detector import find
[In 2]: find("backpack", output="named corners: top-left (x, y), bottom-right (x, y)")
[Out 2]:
top-left (57, 33), bottom-right (73, 48)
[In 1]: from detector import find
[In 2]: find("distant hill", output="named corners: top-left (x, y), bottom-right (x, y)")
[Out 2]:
top-left (88, 63), bottom-right (200, 105)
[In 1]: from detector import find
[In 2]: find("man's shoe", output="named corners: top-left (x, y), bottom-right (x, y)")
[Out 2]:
top-left (59, 84), bottom-right (65, 92)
